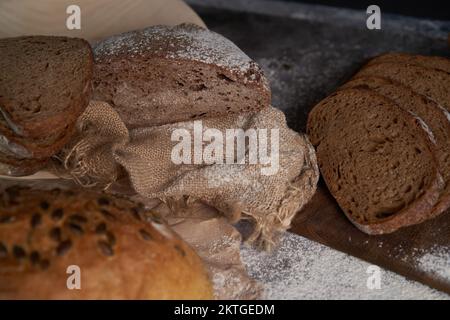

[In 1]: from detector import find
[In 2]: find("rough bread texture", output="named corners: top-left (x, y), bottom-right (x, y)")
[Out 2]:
top-left (354, 62), bottom-right (450, 112)
top-left (367, 52), bottom-right (450, 74)
top-left (0, 187), bottom-right (213, 299)
top-left (307, 89), bottom-right (444, 234)
top-left (341, 76), bottom-right (450, 217)
top-left (93, 23), bottom-right (270, 128)
top-left (0, 121), bottom-right (76, 159)
top-left (0, 36), bottom-right (93, 138)
top-left (0, 152), bottom-right (47, 176)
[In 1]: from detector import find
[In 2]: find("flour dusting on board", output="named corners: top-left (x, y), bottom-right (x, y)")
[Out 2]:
top-left (151, 221), bottom-right (173, 239)
top-left (416, 245), bottom-right (450, 282)
top-left (240, 232), bottom-right (449, 299)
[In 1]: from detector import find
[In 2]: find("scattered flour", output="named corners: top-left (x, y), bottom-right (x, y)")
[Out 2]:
top-left (151, 221), bottom-right (174, 239)
top-left (94, 23), bottom-right (259, 76)
top-left (417, 245), bottom-right (450, 282)
top-left (240, 232), bottom-right (449, 299)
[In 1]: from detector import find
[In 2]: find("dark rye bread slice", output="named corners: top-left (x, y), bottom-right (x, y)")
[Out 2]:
top-left (0, 121), bottom-right (76, 159)
top-left (0, 36), bottom-right (93, 138)
top-left (366, 52), bottom-right (450, 74)
top-left (0, 152), bottom-right (48, 176)
top-left (0, 111), bottom-right (76, 159)
top-left (93, 23), bottom-right (270, 128)
top-left (340, 76), bottom-right (450, 217)
top-left (307, 88), bottom-right (444, 234)
top-left (353, 62), bottom-right (450, 112)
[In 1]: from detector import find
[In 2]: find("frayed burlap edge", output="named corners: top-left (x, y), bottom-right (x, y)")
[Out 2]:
top-left (149, 140), bottom-right (318, 251)
top-left (238, 140), bottom-right (318, 250)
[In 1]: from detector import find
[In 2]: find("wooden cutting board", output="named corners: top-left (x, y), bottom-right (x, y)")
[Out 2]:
top-left (0, 0), bottom-right (205, 43)
top-left (290, 182), bottom-right (450, 295)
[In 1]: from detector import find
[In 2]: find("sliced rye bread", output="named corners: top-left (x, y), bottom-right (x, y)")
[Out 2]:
top-left (0, 36), bottom-right (93, 138)
top-left (0, 121), bottom-right (76, 159)
top-left (93, 23), bottom-right (270, 128)
top-left (353, 62), bottom-right (450, 112)
top-left (366, 52), bottom-right (450, 74)
top-left (0, 152), bottom-right (48, 176)
top-left (340, 76), bottom-right (450, 216)
top-left (307, 88), bottom-right (444, 234)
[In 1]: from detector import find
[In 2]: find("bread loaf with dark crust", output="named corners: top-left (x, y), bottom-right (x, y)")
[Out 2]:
top-left (307, 88), bottom-right (444, 234)
top-left (93, 23), bottom-right (270, 128)
top-left (354, 62), bottom-right (450, 112)
top-left (0, 153), bottom-right (48, 176)
top-left (366, 52), bottom-right (450, 74)
top-left (0, 121), bottom-right (76, 159)
top-left (0, 186), bottom-right (213, 299)
top-left (341, 76), bottom-right (450, 217)
top-left (0, 36), bottom-right (93, 138)
top-left (0, 36), bottom-right (94, 176)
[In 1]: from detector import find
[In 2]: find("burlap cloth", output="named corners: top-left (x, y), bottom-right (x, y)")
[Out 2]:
top-left (136, 196), bottom-right (265, 299)
top-left (50, 100), bottom-right (319, 299)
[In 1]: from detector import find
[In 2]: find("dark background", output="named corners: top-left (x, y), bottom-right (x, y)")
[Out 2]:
top-left (193, 0), bottom-right (450, 132)
top-left (269, 0), bottom-right (450, 20)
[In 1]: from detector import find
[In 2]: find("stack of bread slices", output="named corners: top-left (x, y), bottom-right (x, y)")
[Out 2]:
top-left (0, 36), bottom-right (93, 176)
top-left (307, 53), bottom-right (450, 234)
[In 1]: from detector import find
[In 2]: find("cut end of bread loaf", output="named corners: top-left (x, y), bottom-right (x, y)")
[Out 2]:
top-left (94, 57), bottom-right (269, 127)
top-left (93, 24), bottom-right (270, 128)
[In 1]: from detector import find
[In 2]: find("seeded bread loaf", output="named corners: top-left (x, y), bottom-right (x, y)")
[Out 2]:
top-left (354, 62), bottom-right (450, 112)
top-left (340, 76), bottom-right (450, 217)
top-left (0, 186), bottom-right (213, 299)
top-left (93, 23), bottom-right (270, 128)
top-left (366, 52), bottom-right (450, 74)
top-left (307, 88), bottom-right (444, 234)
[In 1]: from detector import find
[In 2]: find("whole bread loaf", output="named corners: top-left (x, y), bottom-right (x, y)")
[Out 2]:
top-left (308, 88), bottom-right (444, 234)
top-left (0, 186), bottom-right (213, 299)
top-left (93, 23), bottom-right (270, 128)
